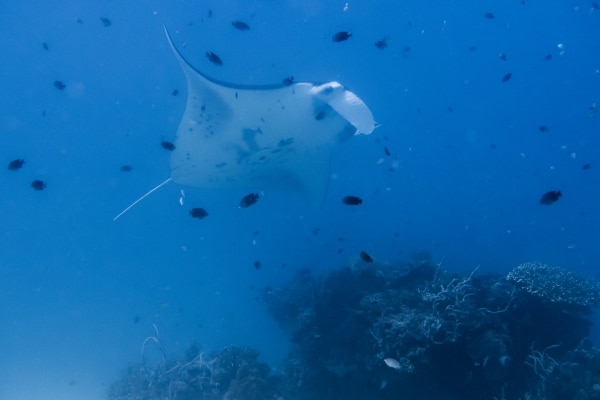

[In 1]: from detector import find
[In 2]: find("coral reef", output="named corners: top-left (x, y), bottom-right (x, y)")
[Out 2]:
top-left (110, 255), bottom-right (600, 400)
top-left (108, 344), bottom-right (280, 400)
top-left (507, 261), bottom-right (600, 306)
top-left (263, 255), bottom-right (600, 399)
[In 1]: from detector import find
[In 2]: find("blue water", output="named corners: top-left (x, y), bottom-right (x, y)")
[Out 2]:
top-left (1, 1), bottom-right (599, 399)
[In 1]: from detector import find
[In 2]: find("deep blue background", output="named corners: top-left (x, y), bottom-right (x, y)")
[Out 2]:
top-left (1, 1), bottom-right (599, 398)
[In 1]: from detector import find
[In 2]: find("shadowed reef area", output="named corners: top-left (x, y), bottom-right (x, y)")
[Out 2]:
top-left (110, 254), bottom-right (600, 400)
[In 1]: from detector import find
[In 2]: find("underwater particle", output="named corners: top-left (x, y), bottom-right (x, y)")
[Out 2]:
top-left (172, 89), bottom-right (179, 96)
top-left (8, 159), bottom-right (25, 170)
top-left (54, 80), bottom-right (66, 90)
top-left (342, 195), bottom-right (362, 205)
top-left (282, 76), bottom-right (294, 86)
top-left (583, 163), bottom-right (591, 170)
top-left (232, 20), bottom-right (250, 31)
top-left (160, 141), bottom-right (176, 151)
top-left (360, 251), bottom-right (374, 263)
top-left (206, 51), bottom-right (223, 66)
top-left (539, 190), bottom-right (562, 205)
top-left (501, 73), bottom-right (512, 82)
top-left (240, 192), bottom-right (260, 208)
top-left (253, 260), bottom-right (262, 269)
top-left (384, 358), bottom-right (402, 370)
top-left (100, 17), bottom-right (112, 27)
top-left (332, 31), bottom-right (352, 42)
top-left (120, 165), bottom-right (132, 172)
top-left (42, 42), bottom-right (49, 51)
top-left (374, 37), bottom-right (389, 49)
top-left (31, 179), bottom-right (46, 190)
top-left (189, 207), bottom-right (209, 219)
top-left (539, 125), bottom-right (549, 133)
top-left (485, 12), bottom-right (495, 19)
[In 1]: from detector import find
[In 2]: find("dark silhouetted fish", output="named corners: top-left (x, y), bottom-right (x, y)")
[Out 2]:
top-left (31, 180), bottom-right (46, 190)
top-left (375, 37), bottom-right (389, 49)
top-left (54, 80), bottom-right (66, 90)
top-left (253, 260), bottom-right (262, 269)
top-left (42, 42), bottom-right (49, 51)
top-left (360, 251), bottom-right (374, 263)
top-left (485, 12), bottom-right (495, 19)
top-left (8, 159), bottom-right (25, 170)
top-left (232, 20), bottom-right (250, 31)
top-left (501, 73), bottom-right (512, 82)
top-left (120, 165), bottom-right (132, 172)
top-left (189, 207), bottom-right (209, 219)
top-left (161, 141), bottom-right (176, 151)
top-left (240, 192), bottom-right (260, 208)
top-left (583, 163), bottom-right (591, 170)
top-left (172, 89), bottom-right (179, 96)
top-left (539, 190), bottom-right (561, 205)
top-left (332, 31), bottom-right (352, 42)
top-left (100, 17), bottom-right (112, 27)
top-left (539, 125), bottom-right (549, 133)
top-left (282, 76), bottom-right (294, 86)
top-left (206, 51), bottom-right (223, 66)
top-left (342, 195), bottom-right (362, 205)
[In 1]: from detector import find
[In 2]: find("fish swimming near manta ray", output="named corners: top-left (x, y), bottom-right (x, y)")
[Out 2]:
top-left (113, 27), bottom-right (376, 220)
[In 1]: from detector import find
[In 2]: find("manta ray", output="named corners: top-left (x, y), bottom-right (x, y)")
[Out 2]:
top-left (114, 28), bottom-right (376, 220)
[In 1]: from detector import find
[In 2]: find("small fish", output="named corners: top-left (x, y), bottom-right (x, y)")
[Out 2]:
top-left (501, 73), bottom-right (512, 82)
top-left (253, 261), bottom-right (262, 269)
top-left (8, 159), bottom-right (25, 170)
top-left (100, 17), bottom-right (112, 27)
top-left (189, 207), bottom-right (209, 219)
top-left (282, 76), bottom-right (294, 86)
top-left (538, 125), bottom-right (549, 133)
top-left (42, 42), bottom-right (49, 51)
top-left (539, 190), bottom-right (562, 205)
top-left (120, 165), bottom-right (132, 172)
top-left (332, 31), bottom-right (352, 42)
top-left (499, 53), bottom-right (507, 61)
top-left (172, 89), bottom-right (179, 96)
top-left (384, 147), bottom-right (391, 156)
top-left (342, 195), bottom-right (362, 205)
top-left (544, 53), bottom-right (552, 61)
top-left (54, 80), bottom-right (66, 90)
top-left (240, 192), bottom-right (260, 208)
top-left (31, 180), bottom-right (46, 191)
top-left (384, 358), bottom-right (401, 370)
top-left (232, 20), bottom-right (250, 31)
top-left (360, 251), bottom-right (374, 263)
top-left (582, 163), bottom-right (591, 170)
top-left (161, 141), bottom-right (176, 151)
top-left (485, 12), bottom-right (495, 19)
top-left (206, 51), bottom-right (223, 66)
top-left (374, 37), bottom-right (389, 49)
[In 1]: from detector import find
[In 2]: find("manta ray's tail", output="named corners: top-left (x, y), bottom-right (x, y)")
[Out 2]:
top-left (113, 177), bottom-right (173, 221)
